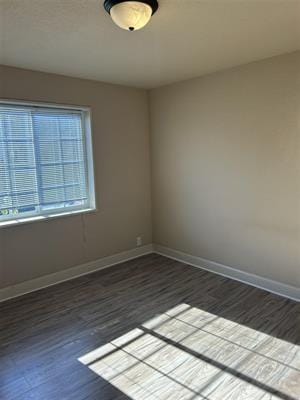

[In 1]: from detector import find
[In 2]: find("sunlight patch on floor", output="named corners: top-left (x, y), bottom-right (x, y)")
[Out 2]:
top-left (78, 303), bottom-right (300, 400)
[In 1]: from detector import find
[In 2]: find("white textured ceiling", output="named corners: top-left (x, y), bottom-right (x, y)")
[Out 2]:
top-left (1, 0), bottom-right (299, 88)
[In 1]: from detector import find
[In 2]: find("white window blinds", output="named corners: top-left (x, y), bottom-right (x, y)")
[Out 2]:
top-left (0, 102), bottom-right (95, 225)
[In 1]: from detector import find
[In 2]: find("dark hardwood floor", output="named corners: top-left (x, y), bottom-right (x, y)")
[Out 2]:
top-left (0, 253), bottom-right (299, 400)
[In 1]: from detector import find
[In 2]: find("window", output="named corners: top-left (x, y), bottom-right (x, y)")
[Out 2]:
top-left (0, 101), bottom-right (96, 227)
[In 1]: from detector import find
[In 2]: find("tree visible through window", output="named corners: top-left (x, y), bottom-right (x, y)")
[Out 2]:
top-left (0, 102), bottom-right (95, 225)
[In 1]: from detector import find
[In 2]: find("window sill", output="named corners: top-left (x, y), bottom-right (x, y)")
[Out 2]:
top-left (0, 208), bottom-right (97, 229)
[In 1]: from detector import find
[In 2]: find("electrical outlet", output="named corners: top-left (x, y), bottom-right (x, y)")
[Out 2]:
top-left (136, 236), bottom-right (142, 247)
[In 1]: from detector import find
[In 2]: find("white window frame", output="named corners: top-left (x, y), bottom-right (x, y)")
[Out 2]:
top-left (0, 99), bottom-right (97, 228)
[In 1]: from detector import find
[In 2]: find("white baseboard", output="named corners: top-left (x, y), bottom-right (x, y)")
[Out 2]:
top-left (153, 245), bottom-right (300, 302)
top-left (1, 243), bottom-right (298, 303)
top-left (0, 244), bottom-right (154, 302)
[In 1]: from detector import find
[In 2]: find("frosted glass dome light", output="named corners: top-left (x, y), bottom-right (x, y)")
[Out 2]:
top-left (104, 0), bottom-right (159, 31)
top-left (111, 2), bottom-right (152, 31)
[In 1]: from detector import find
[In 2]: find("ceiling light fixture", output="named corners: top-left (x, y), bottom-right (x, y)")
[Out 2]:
top-left (104, 0), bottom-right (159, 31)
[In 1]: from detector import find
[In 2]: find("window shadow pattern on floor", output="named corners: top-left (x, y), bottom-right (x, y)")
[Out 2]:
top-left (79, 303), bottom-right (300, 400)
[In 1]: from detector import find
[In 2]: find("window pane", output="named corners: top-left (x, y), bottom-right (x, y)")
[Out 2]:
top-left (0, 103), bottom-right (94, 224)
top-left (0, 108), bottom-right (39, 217)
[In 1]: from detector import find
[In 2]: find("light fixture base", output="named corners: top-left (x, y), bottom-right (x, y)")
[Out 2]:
top-left (104, 0), bottom-right (159, 15)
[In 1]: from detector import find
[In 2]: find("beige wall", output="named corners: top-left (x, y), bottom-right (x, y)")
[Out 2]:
top-left (1, 52), bottom-right (299, 291)
top-left (0, 66), bottom-right (152, 288)
top-left (150, 52), bottom-right (300, 287)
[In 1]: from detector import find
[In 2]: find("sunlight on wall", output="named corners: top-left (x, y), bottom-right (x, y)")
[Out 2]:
top-left (78, 303), bottom-right (299, 400)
